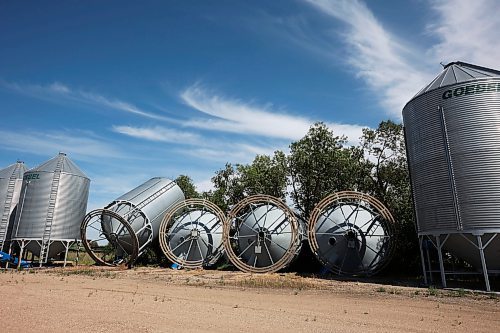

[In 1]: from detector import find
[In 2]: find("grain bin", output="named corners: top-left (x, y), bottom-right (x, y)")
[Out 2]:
top-left (10, 153), bottom-right (90, 264)
top-left (223, 195), bottom-right (304, 273)
top-left (81, 177), bottom-right (184, 266)
top-left (403, 61), bottom-right (500, 290)
top-left (159, 199), bottom-right (225, 268)
top-left (308, 191), bottom-right (395, 276)
top-left (0, 161), bottom-right (27, 251)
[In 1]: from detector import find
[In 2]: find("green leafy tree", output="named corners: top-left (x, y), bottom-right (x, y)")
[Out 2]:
top-left (207, 151), bottom-right (288, 211)
top-left (206, 163), bottom-right (245, 211)
top-left (360, 120), bottom-right (417, 273)
top-left (237, 151), bottom-right (288, 199)
top-left (175, 174), bottom-right (200, 199)
top-left (288, 122), bottom-right (367, 220)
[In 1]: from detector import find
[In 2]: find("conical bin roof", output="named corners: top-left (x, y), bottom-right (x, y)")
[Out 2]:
top-left (0, 161), bottom-right (28, 179)
top-left (413, 61), bottom-right (500, 99)
top-left (29, 152), bottom-right (88, 178)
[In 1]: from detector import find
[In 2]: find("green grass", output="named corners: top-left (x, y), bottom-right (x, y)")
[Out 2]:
top-left (428, 286), bottom-right (439, 296)
top-left (451, 288), bottom-right (467, 297)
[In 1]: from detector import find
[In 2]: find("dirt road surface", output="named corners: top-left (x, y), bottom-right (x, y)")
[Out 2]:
top-left (0, 267), bottom-right (498, 333)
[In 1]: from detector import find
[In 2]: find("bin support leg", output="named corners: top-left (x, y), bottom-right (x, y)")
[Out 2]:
top-left (476, 235), bottom-right (491, 292)
top-left (418, 236), bottom-right (428, 285)
top-left (435, 235), bottom-right (446, 288)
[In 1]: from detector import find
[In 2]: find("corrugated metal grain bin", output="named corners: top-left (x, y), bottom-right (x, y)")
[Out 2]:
top-left (81, 177), bottom-right (184, 266)
top-left (11, 153), bottom-right (90, 262)
top-left (403, 62), bottom-right (500, 282)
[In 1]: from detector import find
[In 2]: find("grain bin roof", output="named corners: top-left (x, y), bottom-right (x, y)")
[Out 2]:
top-left (30, 152), bottom-right (88, 178)
top-left (0, 161), bottom-right (27, 179)
top-left (413, 61), bottom-right (500, 99)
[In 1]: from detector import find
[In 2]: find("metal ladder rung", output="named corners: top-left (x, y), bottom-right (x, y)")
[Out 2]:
top-left (42, 158), bottom-right (63, 247)
top-left (123, 183), bottom-right (175, 221)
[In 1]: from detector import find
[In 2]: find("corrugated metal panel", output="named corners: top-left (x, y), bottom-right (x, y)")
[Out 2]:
top-left (404, 77), bottom-right (500, 234)
top-left (12, 171), bottom-right (53, 239)
top-left (51, 173), bottom-right (90, 239)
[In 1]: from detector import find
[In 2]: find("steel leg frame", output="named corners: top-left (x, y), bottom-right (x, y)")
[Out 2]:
top-left (422, 232), bottom-right (497, 291)
top-left (5, 243), bottom-right (13, 268)
top-left (17, 239), bottom-right (25, 270)
top-left (418, 236), bottom-right (428, 285)
top-left (425, 239), bottom-right (434, 284)
top-left (435, 234), bottom-right (450, 288)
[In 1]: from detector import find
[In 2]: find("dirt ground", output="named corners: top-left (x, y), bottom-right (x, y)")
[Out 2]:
top-left (0, 267), bottom-right (498, 333)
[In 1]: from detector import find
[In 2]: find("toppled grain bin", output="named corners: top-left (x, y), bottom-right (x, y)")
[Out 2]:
top-left (81, 177), bottom-right (184, 266)
top-left (223, 195), bottom-right (304, 273)
top-left (159, 199), bottom-right (225, 268)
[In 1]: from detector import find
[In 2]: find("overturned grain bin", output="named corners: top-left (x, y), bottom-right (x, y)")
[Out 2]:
top-left (223, 195), bottom-right (304, 273)
top-left (403, 61), bottom-right (500, 291)
top-left (159, 199), bottom-right (225, 269)
top-left (0, 161), bottom-right (28, 251)
top-left (10, 153), bottom-right (90, 265)
top-left (308, 191), bottom-right (395, 276)
top-left (81, 177), bottom-right (184, 266)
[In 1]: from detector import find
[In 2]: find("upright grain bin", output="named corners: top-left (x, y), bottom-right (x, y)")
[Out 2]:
top-left (0, 161), bottom-right (27, 251)
top-left (10, 153), bottom-right (90, 264)
top-left (403, 61), bottom-right (500, 290)
top-left (223, 195), bottom-right (304, 273)
top-left (81, 177), bottom-right (185, 266)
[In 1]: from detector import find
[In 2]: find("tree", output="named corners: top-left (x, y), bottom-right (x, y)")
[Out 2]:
top-left (288, 122), bottom-right (367, 220)
top-left (237, 151), bottom-right (288, 199)
top-left (175, 175), bottom-right (199, 199)
top-left (360, 120), bottom-right (417, 273)
top-left (207, 151), bottom-right (289, 211)
top-left (206, 163), bottom-right (243, 211)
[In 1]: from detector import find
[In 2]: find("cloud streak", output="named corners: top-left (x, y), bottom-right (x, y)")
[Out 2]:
top-left (180, 84), bottom-right (366, 143)
top-left (113, 122), bottom-right (282, 164)
top-left (0, 129), bottom-right (127, 161)
top-left (0, 80), bottom-right (173, 121)
top-left (112, 125), bottom-right (203, 145)
top-left (303, 0), bottom-right (433, 117)
top-left (299, 0), bottom-right (500, 117)
top-left (428, 0), bottom-right (500, 69)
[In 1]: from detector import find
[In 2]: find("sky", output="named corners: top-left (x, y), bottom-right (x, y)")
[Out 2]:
top-left (1, 0), bottom-right (500, 210)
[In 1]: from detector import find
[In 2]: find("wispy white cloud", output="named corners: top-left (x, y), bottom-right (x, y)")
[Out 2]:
top-left (428, 0), bottom-right (500, 69)
top-left (113, 122), bottom-right (281, 164)
top-left (0, 129), bottom-right (127, 161)
top-left (181, 84), bottom-right (311, 140)
top-left (180, 84), bottom-right (366, 143)
top-left (2, 78), bottom-right (367, 146)
top-left (298, 0), bottom-right (500, 117)
top-left (178, 142), bottom-right (279, 164)
top-left (0, 80), bottom-right (173, 122)
top-left (303, 0), bottom-right (433, 117)
top-left (112, 125), bottom-right (203, 145)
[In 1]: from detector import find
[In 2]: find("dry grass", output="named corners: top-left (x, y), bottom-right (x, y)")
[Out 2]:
top-left (229, 275), bottom-right (322, 290)
top-left (51, 267), bottom-right (118, 278)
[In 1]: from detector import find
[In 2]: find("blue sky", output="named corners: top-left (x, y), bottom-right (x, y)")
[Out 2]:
top-left (1, 0), bottom-right (499, 210)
